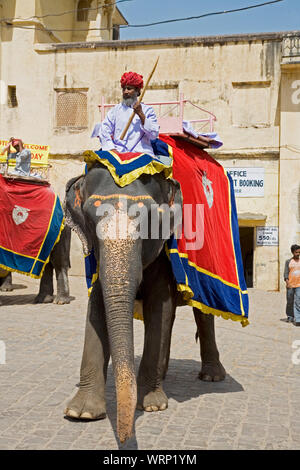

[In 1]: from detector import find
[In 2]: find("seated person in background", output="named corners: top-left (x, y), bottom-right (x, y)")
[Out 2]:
top-left (1, 137), bottom-right (31, 177)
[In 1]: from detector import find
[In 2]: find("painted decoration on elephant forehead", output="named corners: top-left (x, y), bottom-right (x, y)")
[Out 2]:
top-left (83, 148), bottom-right (173, 187)
top-left (0, 175), bottom-right (64, 279)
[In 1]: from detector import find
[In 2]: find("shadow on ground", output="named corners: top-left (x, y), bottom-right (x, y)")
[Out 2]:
top-left (0, 282), bottom-right (28, 292)
top-left (69, 356), bottom-right (243, 449)
top-left (0, 294), bottom-right (76, 306)
top-left (0, 294), bottom-right (37, 305)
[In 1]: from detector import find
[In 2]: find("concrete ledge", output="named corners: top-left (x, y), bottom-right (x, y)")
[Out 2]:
top-left (48, 149), bottom-right (280, 160)
top-left (49, 154), bottom-right (84, 160)
top-left (238, 212), bottom-right (267, 221)
top-left (34, 30), bottom-right (299, 52)
top-left (209, 149), bottom-right (280, 159)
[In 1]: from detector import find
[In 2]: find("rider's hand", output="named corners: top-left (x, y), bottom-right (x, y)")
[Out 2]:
top-left (133, 103), bottom-right (145, 124)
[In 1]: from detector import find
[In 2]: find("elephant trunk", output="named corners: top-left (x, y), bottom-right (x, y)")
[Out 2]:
top-left (99, 235), bottom-right (142, 443)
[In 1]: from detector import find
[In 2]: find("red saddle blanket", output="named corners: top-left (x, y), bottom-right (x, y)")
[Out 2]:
top-left (0, 175), bottom-right (64, 278)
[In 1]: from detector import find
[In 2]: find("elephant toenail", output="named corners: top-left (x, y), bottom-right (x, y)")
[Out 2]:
top-left (145, 406), bottom-right (153, 412)
top-left (201, 374), bottom-right (213, 381)
top-left (80, 412), bottom-right (93, 419)
top-left (65, 409), bottom-right (80, 418)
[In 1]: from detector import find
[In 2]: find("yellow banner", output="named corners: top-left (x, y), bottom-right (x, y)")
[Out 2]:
top-left (0, 140), bottom-right (49, 167)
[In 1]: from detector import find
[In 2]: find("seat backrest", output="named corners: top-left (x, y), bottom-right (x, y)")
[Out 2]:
top-left (157, 117), bottom-right (183, 134)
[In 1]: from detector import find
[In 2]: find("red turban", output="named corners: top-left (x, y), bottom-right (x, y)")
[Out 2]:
top-left (120, 71), bottom-right (143, 89)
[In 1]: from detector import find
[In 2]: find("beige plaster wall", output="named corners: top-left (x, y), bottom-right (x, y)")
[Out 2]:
top-left (279, 66), bottom-right (300, 289)
top-left (0, 1), bottom-right (16, 43)
top-left (217, 156), bottom-right (279, 290)
top-left (0, 37), bottom-right (283, 153)
top-left (36, 0), bottom-right (75, 43)
top-left (14, 0), bottom-right (35, 18)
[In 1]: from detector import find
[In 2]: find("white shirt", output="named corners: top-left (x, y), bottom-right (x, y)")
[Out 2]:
top-left (8, 149), bottom-right (31, 176)
top-left (99, 103), bottom-right (159, 156)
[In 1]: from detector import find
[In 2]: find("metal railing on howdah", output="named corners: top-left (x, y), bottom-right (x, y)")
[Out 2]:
top-left (98, 93), bottom-right (216, 134)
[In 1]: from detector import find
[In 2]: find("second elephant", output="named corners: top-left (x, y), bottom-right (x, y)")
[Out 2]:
top-left (0, 226), bottom-right (71, 305)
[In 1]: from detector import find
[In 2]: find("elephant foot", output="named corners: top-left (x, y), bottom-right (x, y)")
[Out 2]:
top-left (33, 294), bottom-right (54, 304)
top-left (54, 295), bottom-right (71, 305)
top-left (64, 389), bottom-right (106, 420)
top-left (199, 360), bottom-right (226, 382)
top-left (0, 285), bottom-right (13, 292)
top-left (137, 386), bottom-right (168, 412)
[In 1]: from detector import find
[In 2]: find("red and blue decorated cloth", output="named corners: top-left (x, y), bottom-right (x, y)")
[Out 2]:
top-left (0, 175), bottom-right (64, 278)
top-left (155, 135), bottom-right (249, 327)
top-left (83, 135), bottom-right (249, 326)
top-left (83, 148), bottom-right (173, 186)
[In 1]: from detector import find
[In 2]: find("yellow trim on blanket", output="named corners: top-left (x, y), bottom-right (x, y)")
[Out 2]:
top-left (176, 282), bottom-right (249, 327)
top-left (165, 245), bottom-right (249, 327)
top-left (83, 150), bottom-right (173, 187)
top-left (224, 168), bottom-right (247, 316)
top-left (167, 144), bottom-right (174, 159)
top-left (189, 295), bottom-right (249, 327)
top-left (30, 194), bottom-right (57, 275)
top-left (177, 283), bottom-right (194, 300)
top-left (167, 247), bottom-right (247, 294)
top-left (133, 311), bottom-right (144, 321)
top-left (104, 150), bottom-right (149, 164)
top-left (0, 244), bottom-right (37, 261)
top-left (87, 260), bottom-right (100, 297)
top-left (0, 218), bottom-right (65, 280)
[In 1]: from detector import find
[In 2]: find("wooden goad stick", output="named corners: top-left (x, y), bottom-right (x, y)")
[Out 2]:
top-left (119, 57), bottom-right (159, 141)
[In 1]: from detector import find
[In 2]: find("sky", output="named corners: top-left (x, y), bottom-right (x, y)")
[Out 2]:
top-left (117, 0), bottom-right (300, 40)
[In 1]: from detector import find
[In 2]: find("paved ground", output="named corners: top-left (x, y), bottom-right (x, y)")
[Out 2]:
top-left (0, 273), bottom-right (299, 450)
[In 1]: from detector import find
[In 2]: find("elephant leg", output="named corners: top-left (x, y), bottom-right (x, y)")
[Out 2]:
top-left (34, 262), bottom-right (54, 303)
top-left (51, 226), bottom-right (71, 305)
top-left (0, 272), bottom-right (13, 292)
top-left (53, 266), bottom-right (70, 305)
top-left (65, 281), bottom-right (109, 420)
top-left (193, 308), bottom-right (226, 382)
top-left (137, 253), bottom-right (176, 412)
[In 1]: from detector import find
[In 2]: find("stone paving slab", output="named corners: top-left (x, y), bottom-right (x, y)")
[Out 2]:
top-left (0, 274), bottom-right (299, 450)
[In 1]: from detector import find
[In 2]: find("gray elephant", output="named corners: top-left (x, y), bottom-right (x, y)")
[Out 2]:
top-left (0, 226), bottom-right (71, 305)
top-left (64, 162), bottom-right (225, 443)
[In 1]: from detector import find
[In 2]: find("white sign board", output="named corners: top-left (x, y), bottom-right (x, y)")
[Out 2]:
top-left (225, 167), bottom-right (264, 197)
top-left (256, 226), bottom-right (279, 246)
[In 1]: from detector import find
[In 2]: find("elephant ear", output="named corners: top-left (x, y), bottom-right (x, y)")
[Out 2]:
top-left (65, 175), bottom-right (92, 255)
top-left (166, 177), bottom-right (182, 209)
top-left (164, 177), bottom-right (183, 236)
